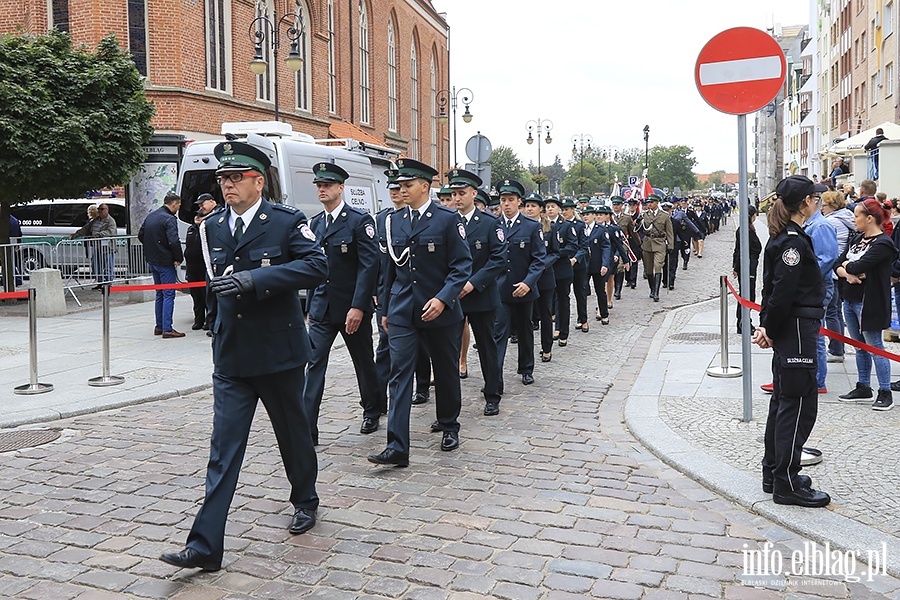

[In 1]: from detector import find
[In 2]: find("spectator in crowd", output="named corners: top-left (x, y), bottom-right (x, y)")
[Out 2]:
top-left (732, 205), bottom-right (761, 334)
top-left (821, 191), bottom-right (855, 362)
top-left (804, 194), bottom-right (839, 393)
top-left (865, 127), bottom-right (888, 174)
top-left (835, 197), bottom-right (896, 411)
top-left (71, 203), bottom-right (117, 288)
top-left (858, 179), bottom-right (877, 201)
top-left (830, 157), bottom-right (849, 180)
top-left (843, 183), bottom-right (857, 201)
top-left (879, 196), bottom-right (894, 236)
top-left (139, 193), bottom-right (185, 338)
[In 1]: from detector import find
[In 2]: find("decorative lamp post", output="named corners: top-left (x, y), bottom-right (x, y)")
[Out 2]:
top-left (436, 86), bottom-right (474, 172)
top-left (643, 124), bottom-right (650, 172)
top-left (571, 134), bottom-right (593, 195)
top-left (526, 118), bottom-right (553, 194)
top-left (601, 145), bottom-right (620, 194)
top-left (249, 0), bottom-right (305, 122)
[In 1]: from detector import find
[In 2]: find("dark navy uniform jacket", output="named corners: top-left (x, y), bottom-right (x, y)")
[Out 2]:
top-left (374, 206), bottom-right (393, 320)
top-left (569, 219), bottom-right (589, 270)
top-left (459, 208), bottom-right (506, 314)
top-left (537, 221), bottom-right (560, 291)
top-left (499, 214), bottom-right (548, 303)
top-left (760, 222), bottom-right (825, 340)
top-left (384, 202), bottom-right (472, 329)
top-left (552, 217), bottom-right (579, 281)
top-left (307, 204), bottom-right (378, 324)
top-left (204, 200), bottom-right (327, 378)
top-left (586, 224), bottom-right (613, 275)
top-left (604, 222), bottom-right (630, 265)
top-left (688, 209), bottom-right (709, 238)
top-left (672, 209), bottom-right (702, 247)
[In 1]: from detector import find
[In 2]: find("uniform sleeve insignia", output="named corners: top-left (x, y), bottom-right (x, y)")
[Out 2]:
top-left (557, 231), bottom-right (563, 243)
top-left (497, 227), bottom-right (505, 242)
top-left (299, 223), bottom-right (317, 241)
top-left (458, 223), bottom-right (467, 240)
top-left (605, 232), bottom-right (610, 239)
top-left (782, 248), bottom-right (801, 266)
top-left (365, 223), bottom-right (375, 238)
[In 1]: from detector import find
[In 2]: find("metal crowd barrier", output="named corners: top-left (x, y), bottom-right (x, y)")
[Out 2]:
top-left (0, 240), bottom-right (53, 291)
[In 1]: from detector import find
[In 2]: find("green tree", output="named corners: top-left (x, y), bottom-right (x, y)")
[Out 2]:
top-left (562, 159), bottom-right (604, 196)
top-left (648, 145), bottom-right (697, 191)
top-left (485, 145), bottom-right (530, 190)
top-left (708, 170), bottom-right (726, 187)
top-left (0, 31), bottom-right (154, 289)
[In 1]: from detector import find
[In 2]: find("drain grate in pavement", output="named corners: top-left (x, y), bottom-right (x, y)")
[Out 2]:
top-left (669, 332), bottom-right (721, 343)
top-left (0, 429), bottom-right (62, 452)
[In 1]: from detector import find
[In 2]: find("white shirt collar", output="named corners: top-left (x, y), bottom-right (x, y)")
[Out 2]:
top-left (326, 201), bottom-right (345, 222)
top-left (229, 197), bottom-right (262, 235)
top-left (459, 207), bottom-right (476, 223)
top-left (410, 199), bottom-right (432, 218)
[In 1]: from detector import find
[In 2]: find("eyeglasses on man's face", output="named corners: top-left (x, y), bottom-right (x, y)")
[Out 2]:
top-left (216, 172), bottom-right (260, 185)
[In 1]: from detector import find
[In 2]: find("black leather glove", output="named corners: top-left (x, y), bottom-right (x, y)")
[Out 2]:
top-left (209, 270), bottom-right (254, 297)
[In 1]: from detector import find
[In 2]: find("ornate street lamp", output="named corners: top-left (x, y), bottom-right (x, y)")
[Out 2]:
top-left (249, 0), bottom-right (305, 121)
top-left (571, 134), bottom-right (593, 195)
top-left (526, 118), bottom-right (553, 194)
top-left (436, 86), bottom-right (474, 171)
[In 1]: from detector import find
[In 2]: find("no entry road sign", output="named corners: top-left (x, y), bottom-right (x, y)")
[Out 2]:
top-left (695, 27), bottom-right (786, 115)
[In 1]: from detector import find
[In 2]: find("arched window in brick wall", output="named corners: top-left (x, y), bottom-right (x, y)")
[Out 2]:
top-left (128, 0), bottom-right (148, 77)
top-left (294, 0), bottom-right (311, 112)
top-left (358, 0), bottom-right (370, 124)
top-left (205, 0), bottom-right (231, 93)
top-left (327, 0), bottom-right (336, 113)
top-left (387, 16), bottom-right (398, 132)
top-left (410, 39), bottom-right (419, 160)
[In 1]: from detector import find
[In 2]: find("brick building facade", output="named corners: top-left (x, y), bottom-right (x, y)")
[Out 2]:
top-left (1, 0), bottom-right (449, 167)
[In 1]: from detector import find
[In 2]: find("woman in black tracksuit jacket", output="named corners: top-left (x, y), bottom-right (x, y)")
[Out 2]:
top-left (753, 175), bottom-right (830, 509)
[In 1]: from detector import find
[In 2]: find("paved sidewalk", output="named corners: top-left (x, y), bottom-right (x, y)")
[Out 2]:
top-left (0, 218), bottom-right (898, 597)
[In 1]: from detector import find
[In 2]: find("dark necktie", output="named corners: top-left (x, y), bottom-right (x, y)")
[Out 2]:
top-left (234, 217), bottom-right (244, 243)
top-left (326, 214), bottom-right (334, 230)
top-left (506, 219), bottom-right (513, 230)
top-left (411, 209), bottom-right (419, 229)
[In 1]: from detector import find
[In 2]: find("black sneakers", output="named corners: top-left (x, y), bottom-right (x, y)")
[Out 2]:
top-left (873, 389), bottom-right (894, 411)
top-left (838, 382), bottom-right (873, 401)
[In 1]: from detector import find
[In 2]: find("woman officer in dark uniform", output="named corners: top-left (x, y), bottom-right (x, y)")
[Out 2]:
top-left (752, 175), bottom-right (831, 508)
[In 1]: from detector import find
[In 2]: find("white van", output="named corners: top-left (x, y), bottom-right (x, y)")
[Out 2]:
top-left (175, 121), bottom-right (399, 228)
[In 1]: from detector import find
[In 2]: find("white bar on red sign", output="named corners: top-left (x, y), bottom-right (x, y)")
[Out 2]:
top-left (698, 56), bottom-right (783, 86)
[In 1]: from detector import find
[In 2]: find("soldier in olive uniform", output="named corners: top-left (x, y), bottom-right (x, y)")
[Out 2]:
top-left (636, 195), bottom-right (674, 302)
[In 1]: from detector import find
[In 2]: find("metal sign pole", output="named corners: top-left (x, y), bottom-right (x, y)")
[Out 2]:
top-left (738, 113), bottom-right (753, 422)
top-left (14, 288), bottom-right (53, 395)
top-left (88, 285), bottom-right (124, 387)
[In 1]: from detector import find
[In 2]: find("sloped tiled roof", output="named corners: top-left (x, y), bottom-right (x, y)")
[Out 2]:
top-left (328, 120), bottom-right (386, 147)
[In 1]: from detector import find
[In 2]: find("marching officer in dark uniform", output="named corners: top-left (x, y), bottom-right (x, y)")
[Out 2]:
top-left (495, 179), bottom-right (548, 387)
top-left (304, 162), bottom-right (383, 444)
top-left (597, 204), bottom-right (629, 311)
top-left (562, 198), bottom-right (589, 333)
top-left (661, 200), bottom-right (700, 291)
top-left (374, 169), bottom-right (403, 407)
top-left (610, 197), bottom-right (634, 301)
top-left (449, 169), bottom-right (506, 416)
top-left (545, 196), bottom-right (580, 346)
top-left (369, 159), bottom-right (472, 467)
top-left (753, 175), bottom-right (830, 508)
top-left (687, 200), bottom-right (709, 263)
top-left (585, 206), bottom-right (613, 324)
top-left (160, 140), bottom-right (327, 571)
top-left (523, 192), bottom-right (559, 363)
top-left (624, 198), bottom-right (642, 289)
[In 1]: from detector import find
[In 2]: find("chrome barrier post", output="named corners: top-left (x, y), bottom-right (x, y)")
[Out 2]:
top-left (14, 288), bottom-right (54, 395)
top-left (88, 284), bottom-right (124, 387)
top-left (707, 275), bottom-right (742, 378)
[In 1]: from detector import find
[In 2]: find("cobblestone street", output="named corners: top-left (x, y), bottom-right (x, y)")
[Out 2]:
top-left (0, 219), bottom-right (898, 599)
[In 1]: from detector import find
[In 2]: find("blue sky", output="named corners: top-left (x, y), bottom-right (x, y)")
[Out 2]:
top-left (432, 0), bottom-right (811, 174)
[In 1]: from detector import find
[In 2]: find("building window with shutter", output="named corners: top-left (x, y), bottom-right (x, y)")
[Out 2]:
top-left (49, 0), bottom-right (69, 33)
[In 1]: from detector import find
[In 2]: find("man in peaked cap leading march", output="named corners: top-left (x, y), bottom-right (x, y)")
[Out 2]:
top-left (160, 140), bottom-right (327, 571)
top-left (369, 159), bottom-right (472, 466)
top-left (303, 162), bottom-right (385, 444)
top-left (636, 194), bottom-right (674, 302)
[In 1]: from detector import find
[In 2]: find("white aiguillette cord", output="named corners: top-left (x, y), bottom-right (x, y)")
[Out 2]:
top-left (384, 213), bottom-right (410, 267)
top-left (200, 219), bottom-right (233, 279)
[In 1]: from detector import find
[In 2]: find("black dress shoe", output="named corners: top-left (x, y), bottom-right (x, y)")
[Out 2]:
top-left (441, 431), bottom-right (459, 451)
top-left (484, 402), bottom-right (499, 416)
top-left (430, 420), bottom-right (442, 432)
top-left (191, 322), bottom-right (203, 331)
top-left (411, 392), bottom-right (428, 405)
top-left (510, 335), bottom-right (518, 344)
top-left (159, 548), bottom-right (220, 571)
top-left (522, 373), bottom-right (534, 385)
top-left (773, 486), bottom-right (831, 507)
top-left (762, 474), bottom-right (811, 494)
top-left (289, 508), bottom-right (317, 534)
top-left (459, 370), bottom-right (468, 379)
top-left (367, 448), bottom-right (409, 467)
top-left (360, 417), bottom-right (379, 434)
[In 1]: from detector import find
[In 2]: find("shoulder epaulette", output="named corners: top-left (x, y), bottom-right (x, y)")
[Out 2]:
top-left (787, 230), bottom-right (799, 235)
top-left (273, 203), bottom-right (299, 213)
